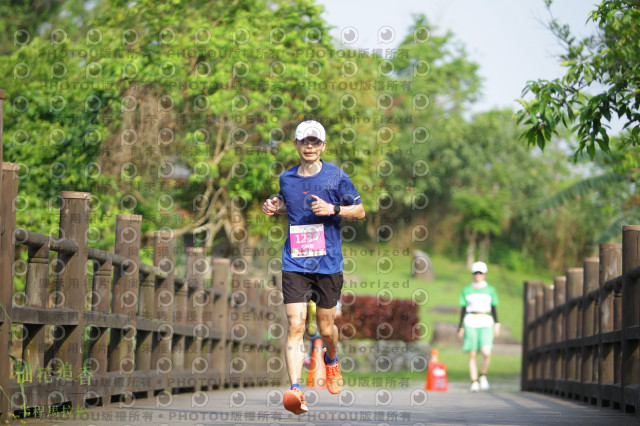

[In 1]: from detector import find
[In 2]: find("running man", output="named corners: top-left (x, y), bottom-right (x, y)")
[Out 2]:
top-left (262, 120), bottom-right (365, 415)
top-left (457, 261), bottom-right (501, 392)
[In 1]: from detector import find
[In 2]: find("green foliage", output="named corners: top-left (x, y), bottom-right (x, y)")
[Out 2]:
top-left (0, 0), bottom-right (70, 55)
top-left (537, 144), bottom-right (640, 244)
top-left (0, 0), bottom-right (622, 275)
top-left (0, 30), bottom-right (125, 248)
top-left (341, 243), bottom-right (546, 342)
top-left (0, 0), bottom-right (388, 251)
top-left (539, 172), bottom-right (625, 210)
top-left (491, 243), bottom-right (538, 274)
top-left (385, 15), bottom-right (482, 208)
top-left (517, 0), bottom-right (640, 159)
top-left (452, 189), bottom-right (505, 236)
top-left (0, 4), bottom-right (488, 259)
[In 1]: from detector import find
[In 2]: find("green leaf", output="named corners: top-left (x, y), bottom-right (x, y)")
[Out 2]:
top-left (539, 172), bottom-right (625, 209)
top-left (583, 65), bottom-right (594, 83)
top-left (536, 131), bottom-right (546, 150)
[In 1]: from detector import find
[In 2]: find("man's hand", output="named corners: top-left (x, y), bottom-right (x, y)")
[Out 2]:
top-left (457, 328), bottom-right (464, 339)
top-left (494, 323), bottom-right (501, 337)
top-left (263, 196), bottom-right (279, 216)
top-left (311, 195), bottom-right (333, 216)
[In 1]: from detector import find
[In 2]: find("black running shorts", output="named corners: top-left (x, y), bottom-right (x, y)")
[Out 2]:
top-left (281, 270), bottom-right (343, 308)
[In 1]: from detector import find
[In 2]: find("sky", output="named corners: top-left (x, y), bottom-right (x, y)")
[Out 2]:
top-left (316, 0), bottom-right (599, 113)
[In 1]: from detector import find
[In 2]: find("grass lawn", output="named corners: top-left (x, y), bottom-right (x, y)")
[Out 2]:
top-left (341, 242), bottom-right (548, 342)
top-left (330, 242), bottom-right (542, 385)
top-left (433, 345), bottom-right (521, 382)
top-left (305, 344), bottom-right (521, 387)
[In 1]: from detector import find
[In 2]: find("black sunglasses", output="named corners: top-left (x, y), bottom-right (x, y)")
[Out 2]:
top-left (296, 137), bottom-right (324, 146)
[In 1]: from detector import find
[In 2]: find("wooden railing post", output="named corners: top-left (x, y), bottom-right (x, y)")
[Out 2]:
top-left (152, 230), bottom-right (175, 393)
top-left (90, 256), bottom-right (112, 379)
top-left (621, 225), bottom-right (640, 413)
top-left (521, 281), bottom-right (542, 391)
top-left (566, 269), bottom-right (583, 340)
top-left (578, 257), bottom-right (599, 402)
top-left (532, 287), bottom-right (544, 386)
top-left (249, 278), bottom-right (263, 385)
top-left (565, 267), bottom-right (583, 397)
top-left (24, 243), bottom-right (49, 377)
top-left (201, 263), bottom-right (215, 391)
top-left (211, 258), bottom-right (230, 388)
top-left (270, 272), bottom-right (287, 387)
top-left (56, 191), bottom-right (90, 409)
top-left (135, 267), bottom-right (154, 380)
top-left (552, 276), bottom-right (566, 395)
top-left (0, 91), bottom-right (4, 422)
top-left (172, 258), bottom-right (189, 380)
top-left (0, 161), bottom-right (18, 420)
top-left (543, 285), bottom-right (554, 345)
top-left (0, 89), bottom-right (3, 172)
top-left (581, 257), bottom-right (599, 402)
top-left (108, 214), bottom-right (141, 403)
top-left (535, 289), bottom-right (544, 350)
top-left (0, 90), bottom-right (4, 208)
top-left (598, 243), bottom-right (621, 408)
top-left (262, 278), bottom-right (285, 387)
top-left (185, 247), bottom-right (206, 392)
top-left (543, 284), bottom-right (554, 386)
top-left (230, 264), bottom-right (249, 387)
top-left (0, 89), bottom-right (4, 192)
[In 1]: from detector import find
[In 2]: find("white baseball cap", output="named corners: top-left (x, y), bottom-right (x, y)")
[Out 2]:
top-left (471, 262), bottom-right (488, 274)
top-left (295, 120), bottom-right (326, 142)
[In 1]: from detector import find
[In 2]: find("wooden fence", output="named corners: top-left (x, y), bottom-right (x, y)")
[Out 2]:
top-left (521, 225), bottom-right (640, 414)
top-left (0, 91), bottom-right (287, 420)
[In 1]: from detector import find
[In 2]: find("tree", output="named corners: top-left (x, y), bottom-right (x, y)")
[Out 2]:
top-left (2, 0), bottom-right (333, 251)
top-left (380, 15), bottom-right (482, 242)
top-left (516, 0), bottom-right (640, 159)
top-left (0, 0), bottom-right (70, 55)
top-left (537, 145), bottom-right (640, 243)
top-left (452, 188), bottom-right (507, 266)
top-left (0, 0), bottom-right (390, 261)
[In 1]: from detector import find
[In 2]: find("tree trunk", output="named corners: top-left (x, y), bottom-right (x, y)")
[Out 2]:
top-left (228, 204), bottom-right (251, 264)
top-left (465, 228), bottom-right (477, 268)
top-left (366, 213), bottom-right (380, 241)
top-left (478, 233), bottom-right (490, 263)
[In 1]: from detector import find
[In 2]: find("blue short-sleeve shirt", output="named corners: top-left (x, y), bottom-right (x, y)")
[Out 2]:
top-left (278, 161), bottom-right (361, 274)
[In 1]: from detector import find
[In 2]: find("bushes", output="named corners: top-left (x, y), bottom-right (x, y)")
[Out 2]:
top-left (336, 295), bottom-right (419, 342)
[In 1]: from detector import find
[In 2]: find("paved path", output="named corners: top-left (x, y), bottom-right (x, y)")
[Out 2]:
top-left (24, 381), bottom-right (639, 425)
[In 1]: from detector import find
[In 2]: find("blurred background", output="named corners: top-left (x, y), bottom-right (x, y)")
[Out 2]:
top-left (1, 0), bottom-right (637, 385)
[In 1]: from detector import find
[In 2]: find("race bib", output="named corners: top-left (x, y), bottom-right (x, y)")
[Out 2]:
top-left (290, 224), bottom-right (326, 258)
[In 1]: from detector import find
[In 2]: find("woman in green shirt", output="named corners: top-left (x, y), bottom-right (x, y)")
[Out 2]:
top-left (457, 261), bottom-right (501, 392)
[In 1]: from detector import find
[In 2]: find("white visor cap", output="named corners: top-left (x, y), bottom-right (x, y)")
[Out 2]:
top-left (471, 261), bottom-right (488, 274)
top-left (295, 120), bottom-right (326, 142)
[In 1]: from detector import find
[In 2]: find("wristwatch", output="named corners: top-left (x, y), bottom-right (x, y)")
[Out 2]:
top-left (332, 204), bottom-right (341, 216)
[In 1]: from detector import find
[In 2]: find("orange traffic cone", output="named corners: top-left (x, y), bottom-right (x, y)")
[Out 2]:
top-left (425, 348), bottom-right (448, 391)
top-left (307, 338), bottom-right (326, 388)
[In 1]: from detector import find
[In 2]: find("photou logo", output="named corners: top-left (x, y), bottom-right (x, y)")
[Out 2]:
top-left (229, 390), bottom-right (246, 408)
top-left (341, 26), bottom-right (359, 44)
top-left (378, 26), bottom-right (395, 43)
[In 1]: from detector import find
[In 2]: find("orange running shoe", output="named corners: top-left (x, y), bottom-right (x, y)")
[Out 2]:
top-left (283, 388), bottom-right (308, 415)
top-left (323, 348), bottom-right (343, 394)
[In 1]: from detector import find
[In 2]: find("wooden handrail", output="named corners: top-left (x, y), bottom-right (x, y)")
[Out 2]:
top-left (13, 227), bottom-right (212, 289)
top-left (0, 179), bottom-right (287, 420)
top-left (521, 231), bottom-right (640, 415)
